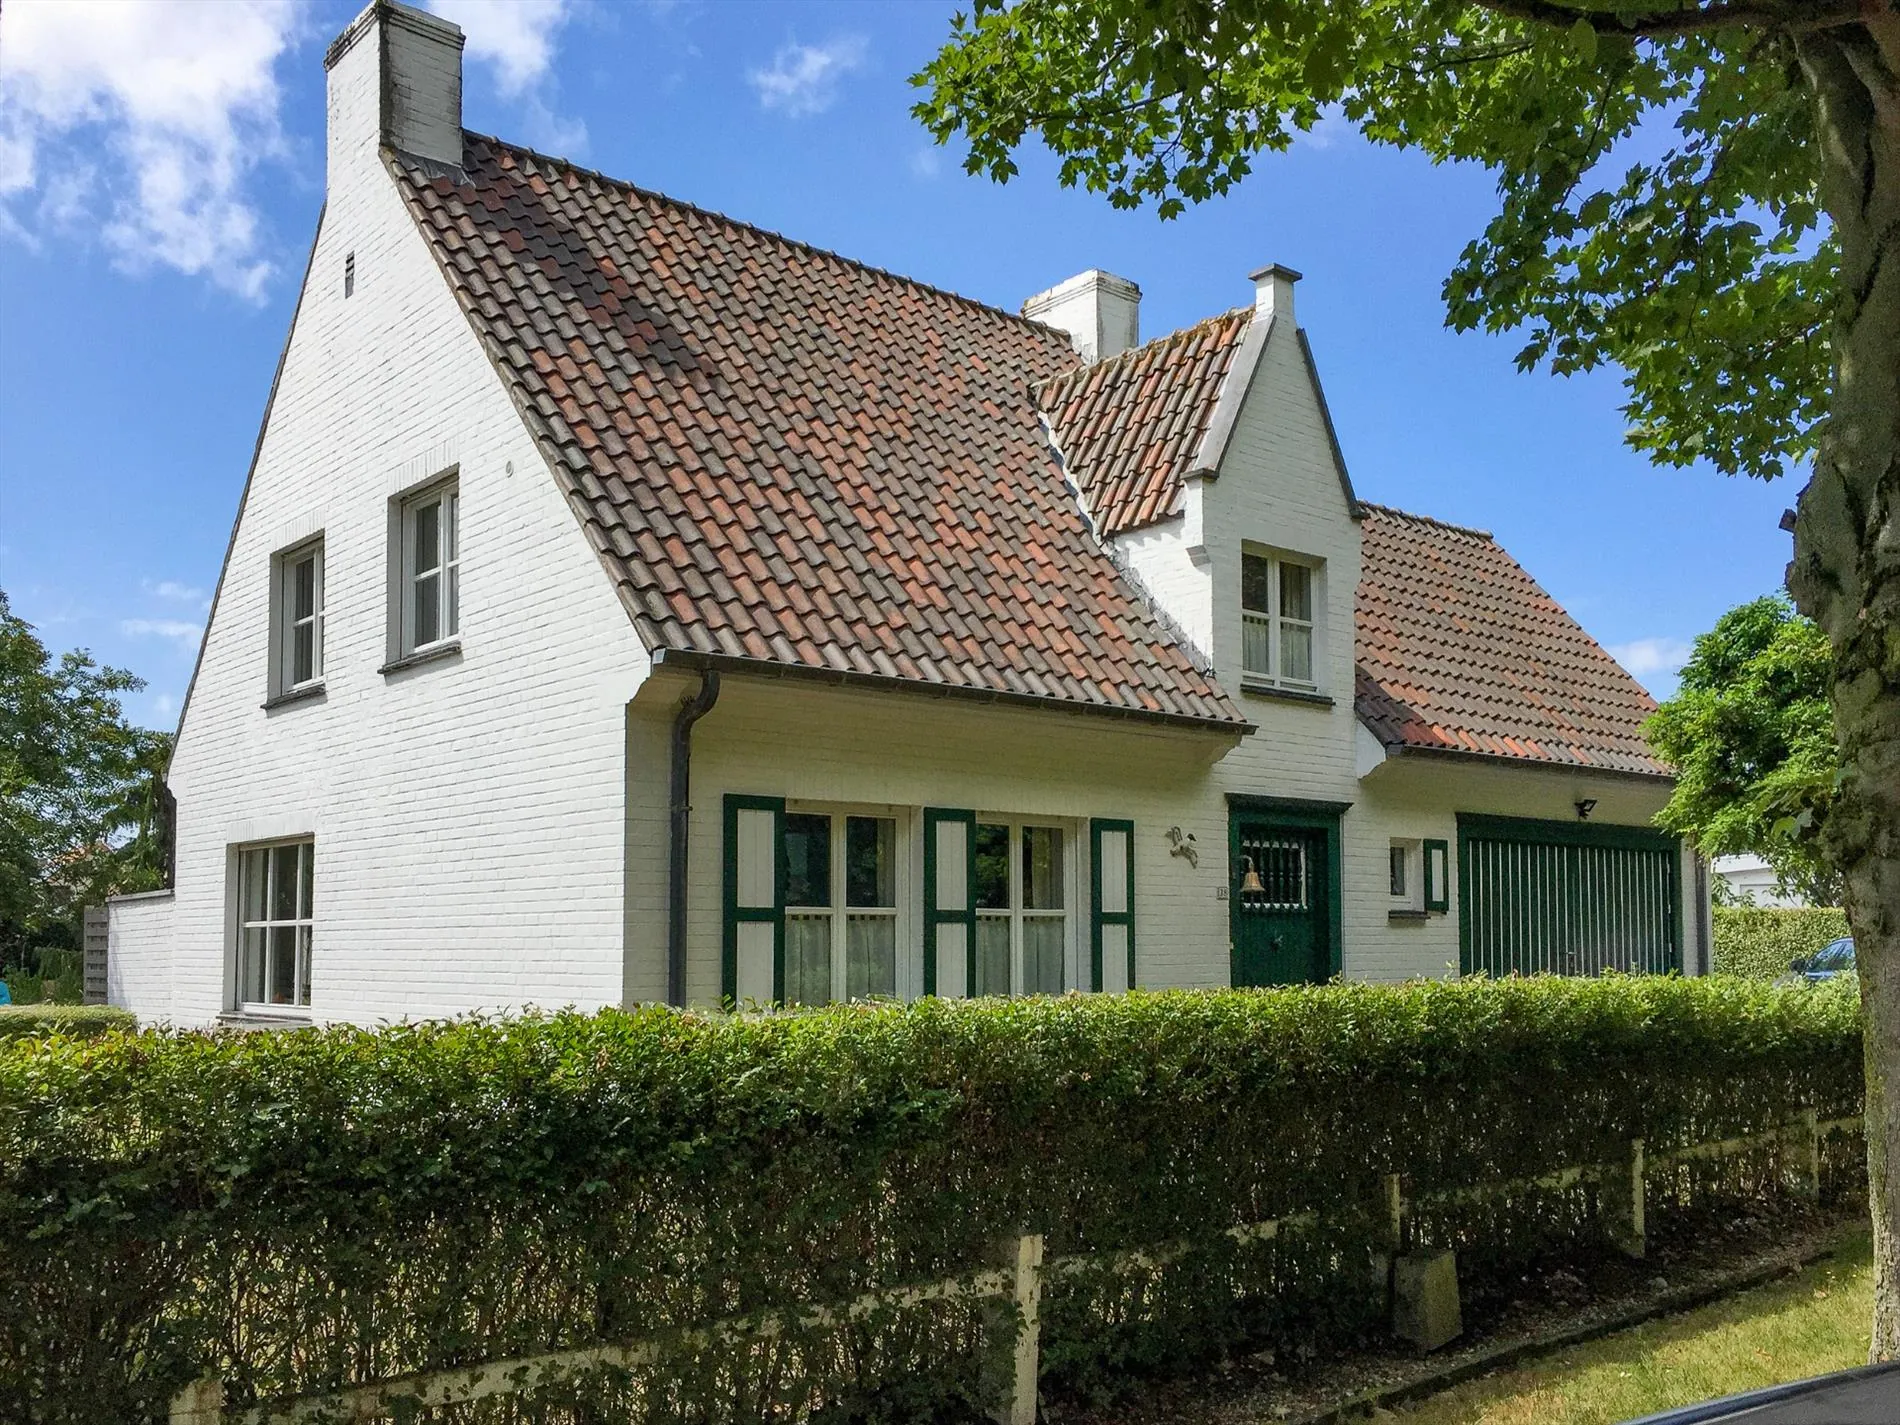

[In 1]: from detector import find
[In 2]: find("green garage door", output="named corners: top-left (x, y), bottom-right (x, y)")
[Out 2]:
top-left (1458, 815), bottom-right (1680, 977)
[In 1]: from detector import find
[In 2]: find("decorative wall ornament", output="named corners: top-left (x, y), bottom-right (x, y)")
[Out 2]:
top-left (1166, 825), bottom-right (1199, 869)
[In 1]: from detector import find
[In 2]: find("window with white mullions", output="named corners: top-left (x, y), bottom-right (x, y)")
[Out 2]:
top-left (402, 484), bottom-right (459, 654)
top-left (269, 539), bottom-right (324, 696)
top-left (236, 840), bottom-right (313, 1012)
top-left (782, 811), bottom-right (899, 1005)
top-left (1241, 549), bottom-right (1319, 690)
top-left (974, 821), bottom-right (1068, 996)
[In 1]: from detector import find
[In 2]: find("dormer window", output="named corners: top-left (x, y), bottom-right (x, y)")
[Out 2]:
top-left (1241, 549), bottom-right (1319, 691)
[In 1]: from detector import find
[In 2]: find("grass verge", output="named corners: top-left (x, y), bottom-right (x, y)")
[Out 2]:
top-left (1384, 1230), bottom-right (1872, 1425)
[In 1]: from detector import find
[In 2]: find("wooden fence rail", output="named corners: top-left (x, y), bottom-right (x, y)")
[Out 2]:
top-left (169, 1112), bottom-right (1862, 1425)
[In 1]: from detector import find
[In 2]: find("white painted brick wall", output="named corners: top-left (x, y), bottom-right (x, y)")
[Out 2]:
top-left (1350, 755), bottom-right (1695, 981)
top-left (110, 24), bottom-right (648, 1027)
top-left (626, 673), bottom-right (1241, 1004)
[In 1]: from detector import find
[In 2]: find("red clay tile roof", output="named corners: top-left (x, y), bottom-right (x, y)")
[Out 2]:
top-left (390, 136), bottom-right (1246, 730)
top-left (1037, 309), bottom-right (1252, 536)
top-left (1355, 505), bottom-right (1668, 778)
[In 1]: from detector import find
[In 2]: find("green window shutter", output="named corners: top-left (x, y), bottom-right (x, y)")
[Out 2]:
top-left (1423, 838), bottom-right (1450, 914)
top-left (922, 808), bottom-right (976, 997)
top-left (1090, 818), bottom-right (1136, 992)
top-left (723, 794), bottom-right (785, 1005)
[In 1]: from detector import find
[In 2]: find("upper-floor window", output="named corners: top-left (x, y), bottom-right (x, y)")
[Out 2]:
top-left (1241, 550), bottom-right (1318, 691)
top-left (271, 538), bottom-right (324, 697)
top-left (400, 481), bottom-right (459, 656)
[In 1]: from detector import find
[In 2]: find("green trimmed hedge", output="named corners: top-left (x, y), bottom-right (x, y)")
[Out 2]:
top-left (0, 979), bottom-right (1863, 1423)
top-left (0, 1004), bottom-right (135, 1041)
top-left (1714, 906), bottom-right (1852, 980)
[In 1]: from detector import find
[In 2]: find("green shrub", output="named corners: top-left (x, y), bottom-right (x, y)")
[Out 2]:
top-left (1713, 906), bottom-right (1852, 980)
top-left (2, 948), bottom-right (84, 1006)
top-left (0, 978), bottom-right (1863, 1424)
top-left (0, 1004), bottom-right (135, 1040)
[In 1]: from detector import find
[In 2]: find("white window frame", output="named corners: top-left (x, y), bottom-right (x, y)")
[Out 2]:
top-left (398, 480), bottom-right (459, 657)
top-left (1389, 838), bottom-right (1424, 912)
top-left (1241, 547), bottom-right (1321, 692)
top-left (973, 816), bottom-right (1077, 997)
top-left (782, 803), bottom-right (911, 1004)
top-left (271, 538), bottom-right (325, 697)
top-left (233, 838), bottom-right (314, 1016)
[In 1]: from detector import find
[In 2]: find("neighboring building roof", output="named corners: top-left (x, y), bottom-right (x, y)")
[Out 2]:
top-left (1037, 308), bottom-right (1252, 536)
top-left (390, 136), bottom-right (1246, 731)
top-left (1354, 505), bottom-right (1669, 778)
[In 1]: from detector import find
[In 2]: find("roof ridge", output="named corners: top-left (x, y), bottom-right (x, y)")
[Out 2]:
top-left (1359, 501), bottom-right (1494, 541)
top-left (1036, 305), bottom-right (1253, 399)
top-left (461, 131), bottom-right (1078, 352)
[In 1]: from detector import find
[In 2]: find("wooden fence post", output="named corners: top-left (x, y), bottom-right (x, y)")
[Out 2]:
top-left (1797, 1109), bottom-right (1822, 1200)
top-left (169, 1378), bottom-right (223, 1425)
top-left (1608, 1138), bottom-right (1646, 1259)
top-left (990, 1232), bottom-right (1043, 1425)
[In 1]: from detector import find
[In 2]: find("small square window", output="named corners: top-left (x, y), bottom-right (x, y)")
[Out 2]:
top-left (1241, 549), bottom-right (1320, 691)
top-left (344, 251), bottom-right (355, 298)
top-left (398, 481), bottom-right (459, 657)
top-left (1389, 839), bottom-right (1424, 912)
top-left (271, 538), bottom-right (324, 697)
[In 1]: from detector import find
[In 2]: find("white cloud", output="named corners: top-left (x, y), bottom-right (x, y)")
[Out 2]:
top-left (910, 147), bottom-right (942, 180)
top-left (150, 692), bottom-right (180, 722)
top-left (1608, 636), bottom-right (1694, 696)
top-left (147, 580), bottom-right (209, 609)
top-left (0, 0), bottom-right (299, 300)
top-left (749, 35), bottom-right (867, 118)
top-left (425, 0), bottom-right (572, 98)
top-left (121, 618), bottom-right (203, 646)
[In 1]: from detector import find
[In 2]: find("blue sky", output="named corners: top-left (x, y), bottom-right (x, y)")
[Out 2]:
top-left (0, 0), bottom-right (1797, 731)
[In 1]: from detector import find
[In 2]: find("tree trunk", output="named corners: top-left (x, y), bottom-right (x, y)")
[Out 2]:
top-left (1792, 16), bottom-right (1900, 1363)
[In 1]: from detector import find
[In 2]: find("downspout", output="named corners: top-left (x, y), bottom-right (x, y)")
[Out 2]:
top-left (1694, 853), bottom-right (1712, 976)
top-left (667, 670), bottom-right (721, 1007)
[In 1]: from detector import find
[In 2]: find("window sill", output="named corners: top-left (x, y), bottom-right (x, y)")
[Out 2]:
top-left (217, 1009), bottom-right (312, 1031)
top-left (379, 640), bottom-right (461, 677)
top-left (1240, 680), bottom-right (1334, 708)
top-left (262, 682), bottom-right (326, 712)
top-left (1388, 907), bottom-right (1429, 922)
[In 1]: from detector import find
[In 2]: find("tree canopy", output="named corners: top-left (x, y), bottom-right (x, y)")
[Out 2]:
top-left (914, 0), bottom-right (1851, 480)
top-left (0, 590), bottom-right (171, 967)
top-left (1647, 596), bottom-right (1839, 904)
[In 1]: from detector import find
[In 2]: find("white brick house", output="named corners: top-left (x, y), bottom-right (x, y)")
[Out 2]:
top-left (109, 2), bottom-right (1704, 1027)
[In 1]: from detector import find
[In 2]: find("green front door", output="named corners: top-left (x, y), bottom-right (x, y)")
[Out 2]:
top-left (1231, 821), bottom-right (1331, 986)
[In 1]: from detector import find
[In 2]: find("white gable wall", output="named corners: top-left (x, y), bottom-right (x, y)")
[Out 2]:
top-left (109, 57), bottom-right (648, 1025)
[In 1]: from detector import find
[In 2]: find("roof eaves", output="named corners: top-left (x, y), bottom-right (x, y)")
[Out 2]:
top-left (1296, 328), bottom-right (1364, 519)
top-left (651, 648), bottom-right (1255, 737)
top-left (1187, 310), bottom-right (1269, 479)
top-left (1373, 740), bottom-right (1674, 785)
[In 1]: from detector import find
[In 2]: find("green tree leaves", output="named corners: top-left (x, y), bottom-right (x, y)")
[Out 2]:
top-left (0, 589), bottom-right (171, 969)
top-left (911, 1), bottom-right (1831, 479)
top-left (1647, 595), bottom-right (1839, 904)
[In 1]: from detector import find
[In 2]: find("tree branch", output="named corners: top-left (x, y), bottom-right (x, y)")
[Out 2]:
top-left (1471, 0), bottom-right (1884, 41)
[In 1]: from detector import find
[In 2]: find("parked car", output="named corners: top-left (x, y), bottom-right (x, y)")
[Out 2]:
top-left (1786, 937), bottom-right (1855, 984)
top-left (1623, 1358), bottom-right (1900, 1421)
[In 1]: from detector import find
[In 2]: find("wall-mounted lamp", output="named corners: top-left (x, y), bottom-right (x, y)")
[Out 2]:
top-left (1575, 798), bottom-right (1598, 821)
top-left (1166, 825), bottom-right (1199, 869)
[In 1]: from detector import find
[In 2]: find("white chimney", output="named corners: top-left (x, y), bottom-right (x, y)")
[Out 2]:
top-left (1251, 262), bottom-right (1301, 323)
top-left (1022, 269), bottom-right (1142, 363)
top-left (325, 0), bottom-right (465, 191)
